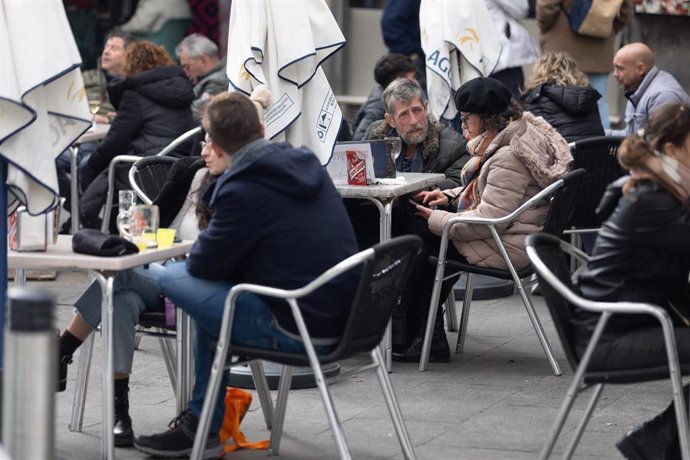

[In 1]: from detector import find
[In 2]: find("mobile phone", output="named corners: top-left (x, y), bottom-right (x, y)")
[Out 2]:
top-left (408, 198), bottom-right (428, 208)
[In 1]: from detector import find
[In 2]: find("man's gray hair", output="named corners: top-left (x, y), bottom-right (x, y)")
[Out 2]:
top-left (382, 78), bottom-right (427, 115)
top-left (175, 33), bottom-right (219, 60)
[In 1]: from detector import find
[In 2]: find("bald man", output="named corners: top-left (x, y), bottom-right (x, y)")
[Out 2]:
top-left (608, 42), bottom-right (690, 136)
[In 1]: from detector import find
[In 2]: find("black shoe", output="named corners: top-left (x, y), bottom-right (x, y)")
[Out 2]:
top-left (57, 354), bottom-right (72, 392)
top-left (134, 411), bottom-right (222, 459)
top-left (114, 381), bottom-right (134, 447)
top-left (114, 414), bottom-right (134, 447)
top-left (392, 334), bottom-right (450, 363)
top-left (616, 411), bottom-right (678, 460)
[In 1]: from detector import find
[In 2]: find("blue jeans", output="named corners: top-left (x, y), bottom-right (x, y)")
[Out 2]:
top-left (587, 73), bottom-right (610, 130)
top-left (75, 263), bottom-right (166, 374)
top-left (159, 262), bottom-right (333, 433)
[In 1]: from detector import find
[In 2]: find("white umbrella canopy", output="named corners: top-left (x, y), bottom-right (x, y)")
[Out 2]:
top-left (226, 0), bottom-right (345, 165)
top-left (420, 0), bottom-right (503, 121)
top-left (0, 0), bottom-right (90, 215)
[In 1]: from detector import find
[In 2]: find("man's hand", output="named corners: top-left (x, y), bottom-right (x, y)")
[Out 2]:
top-left (413, 189), bottom-right (449, 208)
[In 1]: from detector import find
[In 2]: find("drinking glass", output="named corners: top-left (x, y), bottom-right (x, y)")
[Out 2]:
top-left (385, 136), bottom-right (402, 161)
top-left (118, 205), bottom-right (159, 250)
top-left (88, 99), bottom-right (101, 116)
top-left (116, 190), bottom-right (136, 239)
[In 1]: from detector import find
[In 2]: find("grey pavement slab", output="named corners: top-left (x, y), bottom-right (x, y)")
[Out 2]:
top-left (12, 270), bottom-right (677, 459)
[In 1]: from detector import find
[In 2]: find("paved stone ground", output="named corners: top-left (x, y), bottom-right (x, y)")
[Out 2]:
top-left (17, 270), bottom-right (672, 459)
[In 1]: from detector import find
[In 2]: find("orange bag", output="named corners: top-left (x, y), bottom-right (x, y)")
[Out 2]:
top-left (219, 387), bottom-right (269, 453)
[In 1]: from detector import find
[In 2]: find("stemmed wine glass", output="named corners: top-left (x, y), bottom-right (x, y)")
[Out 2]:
top-left (384, 136), bottom-right (402, 162)
top-left (116, 190), bottom-right (136, 239)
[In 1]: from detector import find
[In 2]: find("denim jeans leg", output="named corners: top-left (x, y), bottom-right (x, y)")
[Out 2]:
top-left (587, 72), bottom-right (610, 130)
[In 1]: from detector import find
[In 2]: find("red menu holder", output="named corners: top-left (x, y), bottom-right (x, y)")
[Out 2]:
top-left (346, 150), bottom-right (367, 186)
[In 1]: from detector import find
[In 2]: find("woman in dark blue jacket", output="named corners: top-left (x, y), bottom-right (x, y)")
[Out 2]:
top-left (80, 40), bottom-right (195, 230)
top-left (520, 52), bottom-right (604, 142)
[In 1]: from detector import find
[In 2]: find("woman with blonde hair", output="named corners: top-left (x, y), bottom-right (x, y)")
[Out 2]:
top-left (520, 51), bottom-right (604, 142)
top-left (576, 102), bottom-right (690, 459)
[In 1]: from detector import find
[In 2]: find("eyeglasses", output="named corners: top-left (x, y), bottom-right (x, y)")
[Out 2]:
top-left (200, 139), bottom-right (212, 150)
top-left (460, 114), bottom-right (471, 126)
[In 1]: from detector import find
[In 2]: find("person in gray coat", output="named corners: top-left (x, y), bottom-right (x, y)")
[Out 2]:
top-left (175, 33), bottom-right (229, 120)
top-left (607, 42), bottom-right (690, 136)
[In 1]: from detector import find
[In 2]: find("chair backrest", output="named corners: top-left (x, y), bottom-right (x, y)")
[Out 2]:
top-left (525, 233), bottom-right (583, 371)
top-left (331, 235), bottom-right (423, 359)
top-left (542, 168), bottom-right (587, 237)
top-left (569, 136), bottom-right (626, 228)
top-left (156, 126), bottom-right (202, 157)
top-left (129, 156), bottom-right (178, 205)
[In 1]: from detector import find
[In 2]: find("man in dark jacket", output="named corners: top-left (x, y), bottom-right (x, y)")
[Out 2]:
top-left (364, 78), bottom-right (468, 189)
top-left (134, 92), bottom-right (360, 458)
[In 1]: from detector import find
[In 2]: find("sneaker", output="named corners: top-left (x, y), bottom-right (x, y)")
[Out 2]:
top-left (134, 411), bottom-right (222, 459)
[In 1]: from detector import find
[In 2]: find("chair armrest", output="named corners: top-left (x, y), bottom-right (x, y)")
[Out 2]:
top-left (440, 177), bottom-right (564, 235)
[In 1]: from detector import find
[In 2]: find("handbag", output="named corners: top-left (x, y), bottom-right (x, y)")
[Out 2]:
top-left (563, 0), bottom-right (624, 39)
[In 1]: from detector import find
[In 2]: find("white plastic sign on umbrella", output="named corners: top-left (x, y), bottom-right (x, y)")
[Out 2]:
top-left (0, 0), bottom-right (91, 215)
top-left (226, 0), bottom-right (345, 165)
top-left (420, 0), bottom-right (503, 121)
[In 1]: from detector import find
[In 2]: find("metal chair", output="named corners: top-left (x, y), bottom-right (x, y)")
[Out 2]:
top-left (564, 136), bottom-right (626, 252)
top-left (192, 235), bottom-right (423, 460)
top-left (128, 155), bottom-right (178, 204)
top-left (419, 169), bottom-right (586, 372)
top-left (525, 233), bottom-right (690, 460)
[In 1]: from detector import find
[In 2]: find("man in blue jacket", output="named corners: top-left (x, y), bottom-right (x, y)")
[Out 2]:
top-left (134, 92), bottom-right (360, 458)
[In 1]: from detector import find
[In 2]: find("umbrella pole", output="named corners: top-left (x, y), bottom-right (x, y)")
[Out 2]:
top-left (0, 157), bottom-right (6, 368)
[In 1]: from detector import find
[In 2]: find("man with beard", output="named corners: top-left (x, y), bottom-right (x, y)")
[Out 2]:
top-left (346, 78), bottom-right (468, 250)
top-left (364, 77), bottom-right (467, 188)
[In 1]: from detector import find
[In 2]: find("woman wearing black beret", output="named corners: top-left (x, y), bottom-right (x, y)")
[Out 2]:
top-left (394, 77), bottom-right (573, 362)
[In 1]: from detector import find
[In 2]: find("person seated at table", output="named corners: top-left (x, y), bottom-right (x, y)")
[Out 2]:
top-left (364, 77), bottom-right (468, 188)
top-left (57, 87), bottom-right (271, 448)
top-left (394, 77), bottom-right (572, 362)
top-left (346, 77), bottom-right (469, 250)
top-left (351, 53), bottom-right (417, 141)
top-left (520, 52), bottom-right (604, 143)
top-left (133, 92), bottom-right (360, 458)
top-left (55, 29), bottom-right (136, 232)
top-left (575, 102), bottom-right (690, 460)
top-left (175, 33), bottom-right (228, 121)
top-left (79, 39), bottom-right (196, 232)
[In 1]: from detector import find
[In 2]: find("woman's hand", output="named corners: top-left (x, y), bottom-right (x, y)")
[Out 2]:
top-left (93, 114), bottom-right (109, 124)
top-left (413, 189), bottom-right (449, 208)
top-left (413, 202), bottom-right (433, 220)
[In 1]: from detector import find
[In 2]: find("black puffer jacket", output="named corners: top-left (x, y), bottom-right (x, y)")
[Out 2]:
top-left (574, 177), bottom-right (690, 351)
top-left (87, 65), bottom-right (196, 174)
top-left (520, 83), bottom-right (604, 143)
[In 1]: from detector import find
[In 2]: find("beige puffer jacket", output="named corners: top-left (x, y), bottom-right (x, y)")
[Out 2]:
top-left (427, 112), bottom-right (572, 269)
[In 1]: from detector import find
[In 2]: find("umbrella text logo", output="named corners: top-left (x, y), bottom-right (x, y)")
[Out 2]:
top-left (66, 80), bottom-right (86, 103)
top-left (457, 28), bottom-right (480, 52)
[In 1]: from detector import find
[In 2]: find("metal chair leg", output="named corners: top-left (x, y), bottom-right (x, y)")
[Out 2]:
top-left (444, 289), bottom-right (458, 332)
top-left (249, 361), bottom-right (274, 430)
top-left (268, 366), bottom-right (293, 456)
top-left (157, 334), bottom-right (177, 391)
top-left (455, 273), bottom-right (474, 354)
top-left (372, 347), bottom-right (416, 459)
top-left (564, 384), bottom-right (604, 459)
top-left (69, 332), bottom-right (95, 432)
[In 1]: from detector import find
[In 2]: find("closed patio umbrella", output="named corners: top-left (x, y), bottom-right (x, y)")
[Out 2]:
top-left (420, 0), bottom-right (502, 121)
top-left (0, 0), bottom-right (91, 216)
top-left (226, 0), bottom-right (345, 164)
top-left (0, 0), bottom-right (90, 363)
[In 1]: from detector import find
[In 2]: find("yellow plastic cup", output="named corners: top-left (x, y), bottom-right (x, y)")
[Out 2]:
top-left (157, 228), bottom-right (176, 249)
